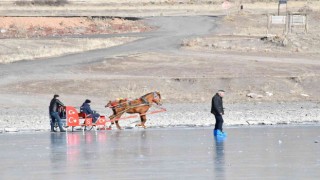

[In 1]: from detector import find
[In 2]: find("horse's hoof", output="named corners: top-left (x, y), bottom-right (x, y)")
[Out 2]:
top-left (136, 124), bottom-right (146, 129)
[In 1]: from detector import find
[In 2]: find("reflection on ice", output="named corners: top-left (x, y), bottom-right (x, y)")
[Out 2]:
top-left (214, 136), bottom-right (226, 179)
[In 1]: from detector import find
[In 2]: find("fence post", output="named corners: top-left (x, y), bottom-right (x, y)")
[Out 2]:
top-left (267, 14), bottom-right (270, 35)
top-left (305, 14), bottom-right (308, 33)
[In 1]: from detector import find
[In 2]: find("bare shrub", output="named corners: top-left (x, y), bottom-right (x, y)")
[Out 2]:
top-left (181, 38), bottom-right (202, 47)
top-left (298, 5), bottom-right (313, 13)
top-left (15, 1), bottom-right (30, 6)
top-left (15, 0), bottom-right (68, 6)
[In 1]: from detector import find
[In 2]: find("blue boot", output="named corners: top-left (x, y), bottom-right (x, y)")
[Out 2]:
top-left (216, 130), bottom-right (223, 138)
top-left (214, 129), bottom-right (223, 137)
top-left (215, 130), bottom-right (227, 138)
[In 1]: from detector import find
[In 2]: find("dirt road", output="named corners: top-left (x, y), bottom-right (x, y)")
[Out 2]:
top-left (0, 16), bottom-right (218, 84)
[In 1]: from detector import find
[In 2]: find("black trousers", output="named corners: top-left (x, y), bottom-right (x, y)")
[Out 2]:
top-left (214, 114), bottom-right (224, 131)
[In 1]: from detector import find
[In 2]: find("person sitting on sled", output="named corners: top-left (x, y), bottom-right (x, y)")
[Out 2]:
top-left (80, 99), bottom-right (100, 123)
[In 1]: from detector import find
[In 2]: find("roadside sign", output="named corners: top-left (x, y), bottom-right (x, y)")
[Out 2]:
top-left (291, 15), bottom-right (306, 25)
top-left (267, 15), bottom-right (288, 34)
top-left (271, 16), bottom-right (286, 24)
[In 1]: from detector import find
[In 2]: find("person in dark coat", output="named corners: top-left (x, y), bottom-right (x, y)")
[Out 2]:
top-left (211, 90), bottom-right (226, 137)
top-left (49, 94), bottom-right (65, 132)
top-left (80, 99), bottom-right (100, 123)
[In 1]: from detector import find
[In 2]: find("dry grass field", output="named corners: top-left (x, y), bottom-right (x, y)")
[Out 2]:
top-left (0, 37), bottom-right (140, 63)
top-left (0, 16), bottom-right (149, 63)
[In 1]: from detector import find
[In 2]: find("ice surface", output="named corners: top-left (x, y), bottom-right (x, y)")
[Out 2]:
top-left (0, 126), bottom-right (319, 179)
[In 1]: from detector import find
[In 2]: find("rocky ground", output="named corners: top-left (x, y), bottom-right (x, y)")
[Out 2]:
top-left (182, 11), bottom-right (320, 58)
top-left (1, 101), bottom-right (319, 132)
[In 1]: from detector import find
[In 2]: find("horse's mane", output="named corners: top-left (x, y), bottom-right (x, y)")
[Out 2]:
top-left (107, 92), bottom-right (160, 108)
top-left (108, 98), bottom-right (127, 107)
top-left (140, 91), bottom-right (161, 99)
top-left (140, 92), bottom-right (152, 99)
top-left (156, 91), bottom-right (161, 99)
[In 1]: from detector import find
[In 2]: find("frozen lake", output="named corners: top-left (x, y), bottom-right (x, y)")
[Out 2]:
top-left (1, 126), bottom-right (320, 179)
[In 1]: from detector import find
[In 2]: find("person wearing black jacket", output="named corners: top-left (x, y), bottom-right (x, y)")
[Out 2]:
top-left (211, 90), bottom-right (226, 137)
top-left (49, 94), bottom-right (65, 132)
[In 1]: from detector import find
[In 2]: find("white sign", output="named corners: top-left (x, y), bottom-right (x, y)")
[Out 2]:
top-left (291, 15), bottom-right (306, 25)
top-left (271, 16), bottom-right (286, 24)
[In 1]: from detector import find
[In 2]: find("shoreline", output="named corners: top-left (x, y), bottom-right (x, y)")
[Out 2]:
top-left (2, 123), bottom-right (320, 134)
top-left (1, 101), bottom-right (319, 133)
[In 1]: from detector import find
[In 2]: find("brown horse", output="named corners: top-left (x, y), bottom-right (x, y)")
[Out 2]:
top-left (105, 92), bottom-right (162, 129)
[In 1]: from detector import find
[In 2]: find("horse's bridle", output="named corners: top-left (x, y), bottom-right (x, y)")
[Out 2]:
top-left (152, 92), bottom-right (161, 105)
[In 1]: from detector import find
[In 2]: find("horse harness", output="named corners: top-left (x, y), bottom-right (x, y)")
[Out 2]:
top-left (110, 92), bottom-right (160, 116)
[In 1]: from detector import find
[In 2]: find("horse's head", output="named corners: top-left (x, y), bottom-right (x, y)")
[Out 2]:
top-left (152, 91), bottom-right (162, 106)
top-left (142, 91), bottom-right (162, 105)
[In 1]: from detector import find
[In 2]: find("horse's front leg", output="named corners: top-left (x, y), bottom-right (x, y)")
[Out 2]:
top-left (108, 114), bottom-right (115, 128)
top-left (109, 113), bottom-right (123, 130)
top-left (136, 114), bottom-right (147, 128)
top-left (115, 118), bottom-right (122, 130)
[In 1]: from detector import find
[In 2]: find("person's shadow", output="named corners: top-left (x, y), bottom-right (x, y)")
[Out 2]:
top-left (214, 136), bottom-right (226, 179)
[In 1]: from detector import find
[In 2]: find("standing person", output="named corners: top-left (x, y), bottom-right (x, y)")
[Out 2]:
top-left (49, 94), bottom-right (66, 132)
top-left (211, 90), bottom-right (227, 137)
top-left (80, 99), bottom-right (100, 123)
